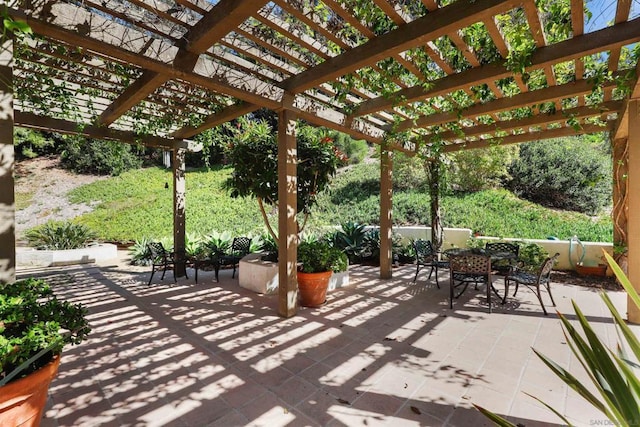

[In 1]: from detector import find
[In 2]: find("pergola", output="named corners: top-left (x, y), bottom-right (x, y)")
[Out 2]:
top-left (1, 0), bottom-right (639, 320)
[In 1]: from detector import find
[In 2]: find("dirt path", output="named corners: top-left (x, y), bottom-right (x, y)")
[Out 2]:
top-left (14, 157), bottom-right (106, 240)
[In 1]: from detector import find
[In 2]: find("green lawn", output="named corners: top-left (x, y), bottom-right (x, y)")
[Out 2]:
top-left (66, 163), bottom-right (613, 243)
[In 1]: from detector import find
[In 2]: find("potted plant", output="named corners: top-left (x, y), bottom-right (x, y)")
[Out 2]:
top-left (297, 241), bottom-right (348, 307)
top-left (1, 278), bottom-right (91, 426)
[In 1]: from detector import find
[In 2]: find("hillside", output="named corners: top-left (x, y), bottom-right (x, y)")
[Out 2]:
top-left (14, 159), bottom-right (613, 243)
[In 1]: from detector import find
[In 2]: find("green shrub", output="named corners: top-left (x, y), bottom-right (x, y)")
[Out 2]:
top-left (297, 240), bottom-right (348, 273)
top-left (14, 128), bottom-right (57, 159)
top-left (60, 135), bottom-right (143, 176)
top-left (507, 136), bottom-right (612, 214)
top-left (0, 278), bottom-right (91, 385)
top-left (447, 145), bottom-right (518, 192)
top-left (392, 152), bottom-right (429, 192)
top-left (516, 241), bottom-right (549, 272)
top-left (26, 221), bottom-right (97, 250)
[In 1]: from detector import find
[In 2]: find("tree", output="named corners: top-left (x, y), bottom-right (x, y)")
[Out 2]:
top-left (224, 119), bottom-right (346, 243)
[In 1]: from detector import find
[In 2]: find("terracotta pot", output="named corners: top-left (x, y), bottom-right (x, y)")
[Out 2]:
top-left (297, 270), bottom-right (332, 307)
top-left (0, 356), bottom-right (60, 427)
top-left (576, 263), bottom-right (608, 277)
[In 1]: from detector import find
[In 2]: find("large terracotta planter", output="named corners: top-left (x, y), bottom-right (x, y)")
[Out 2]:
top-left (0, 356), bottom-right (60, 427)
top-left (297, 270), bottom-right (332, 307)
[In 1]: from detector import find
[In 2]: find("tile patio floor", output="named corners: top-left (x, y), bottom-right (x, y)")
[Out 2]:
top-left (20, 251), bottom-right (634, 427)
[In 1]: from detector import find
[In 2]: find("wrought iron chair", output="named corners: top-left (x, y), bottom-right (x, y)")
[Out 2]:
top-left (147, 242), bottom-right (184, 285)
top-left (485, 242), bottom-right (519, 275)
top-left (448, 253), bottom-right (494, 312)
top-left (412, 239), bottom-right (448, 288)
top-left (504, 253), bottom-right (560, 315)
top-left (215, 237), bottom-right (252, 281)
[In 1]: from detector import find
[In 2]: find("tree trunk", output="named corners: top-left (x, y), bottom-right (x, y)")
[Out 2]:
top-left (426, 158), bottom-right (443, 251)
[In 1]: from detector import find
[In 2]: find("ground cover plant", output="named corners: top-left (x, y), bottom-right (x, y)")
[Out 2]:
top-left (64, 162), bottom-right (613, 244)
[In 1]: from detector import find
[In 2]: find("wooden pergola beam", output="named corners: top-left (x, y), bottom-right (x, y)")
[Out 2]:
top-left (355, 18), bottom-right (640, 117)
top-left (7, 7), bottom-right (281, 107)
top-left (442, 122), bottom-right (615, 153)
top-left (429, 100), bottom-right (622, 142)
top-left (397, 77), bottom-right (619, 132)
top-left (279, 0), bottom-right (519, 93)
top-left (15, 111), bottom-right (191, 150)
top-left (7, 7), bottom-right (386, 143)
top-left (99, 71), bottom-right (169, 125)
top-left (171, 103), bottom-right (259, 139)
top-left (98, 0), bottom-right (266, 126)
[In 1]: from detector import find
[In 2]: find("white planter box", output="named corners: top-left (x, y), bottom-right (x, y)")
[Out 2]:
top-left (239, 253), bottom-right (350, 294)
top-left (17, 244), bottom-right (118, 267)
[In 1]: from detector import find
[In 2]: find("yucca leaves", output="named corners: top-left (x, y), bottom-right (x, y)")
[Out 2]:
top-left (25, 221), bottom-right (97, 250)
top-left (476, 254), bottom-right (640, 426)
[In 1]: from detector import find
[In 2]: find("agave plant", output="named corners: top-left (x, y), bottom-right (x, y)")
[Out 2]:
top-left (25, 221), bottom-right (97, 250)
top-left (475, 252), bottom-right (640, 426)
top-left (129, 237), bottom-right (154, 266)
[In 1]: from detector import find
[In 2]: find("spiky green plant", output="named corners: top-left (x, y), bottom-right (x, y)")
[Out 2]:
top-left (26, 221), bottom-right (97, 250)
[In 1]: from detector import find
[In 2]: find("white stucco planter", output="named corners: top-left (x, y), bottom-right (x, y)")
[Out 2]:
top-left (16, 243), bottom-right (118, 267)
top-left (239, 252), bottom-right (350, 294)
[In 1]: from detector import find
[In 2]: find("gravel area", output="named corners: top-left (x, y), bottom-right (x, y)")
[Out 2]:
top-left (14, 157), bottom-right (105, 240)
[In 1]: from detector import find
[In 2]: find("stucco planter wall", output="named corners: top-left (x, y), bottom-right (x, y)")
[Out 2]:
top-left (16, 243), bottom-right (118, 267)
top-left (387, 226), bottom-right (612, 271)
top-left (239, 253), bottom-right (350, 294)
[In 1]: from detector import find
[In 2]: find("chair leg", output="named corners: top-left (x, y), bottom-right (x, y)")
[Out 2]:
top-left (535, 285), bottom-right (548, 315)
top-left (449, 278), bottom-right (454, 309)
top-left (503, 278), bottom-right (509, 304)
top-left (194, 264), bottom-right (199, 284)
top-left (486, 279), bottom-right (492, 313)
top-left (413, 264), bottom-right (420, 282)
top-left (215, 265), bottom-right (220, 282)
top-left (148, 266), bottom-right (156, 286)
top-left (172, 264), bottom-right (177, 283)
top-left (513, 283), bottom-right (519, 297)
top-left (433, 265), bottom-right (440, 289)
top-left (232, 265), bottom-right (237, 279)
top-left (160, 265), bottom-right (166, 281)
top-left (546, 282), bottom-right (556, 307)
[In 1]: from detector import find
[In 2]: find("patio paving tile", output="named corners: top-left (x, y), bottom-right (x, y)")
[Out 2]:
top-left (20, 255), bottom-right (635, 426)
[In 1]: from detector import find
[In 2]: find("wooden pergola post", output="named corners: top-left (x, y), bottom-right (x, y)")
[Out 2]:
top-left (380, 144), bottom-right (393, 279)
top-left (277, 109), bottom-right (298, 318)
top-left (628, 99), bottom-right (640, 323)
top-left (172, 148), bottom-right (187, 277)
top-left (0, 36), bottom-right (15, 284)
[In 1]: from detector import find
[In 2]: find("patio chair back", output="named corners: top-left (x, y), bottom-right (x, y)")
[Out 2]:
top-left (503, 253), bottom-right (560, 315)
top-left (216, 237), bottom-right (252, 281)
top-left (449, 254), bottom-right (493, 312)
top-left (230, 237), bottom-right (252, 257)
top-left (412, 239), bottom-right (447, 288)
top-left (485, 242), bottom-right (519, 275)
top-left (485, 242), bottom-right (519, 257)
top-left (449, 254), bottom-right (491, 276)
top-left (146, 242), bottom-right (181, 285)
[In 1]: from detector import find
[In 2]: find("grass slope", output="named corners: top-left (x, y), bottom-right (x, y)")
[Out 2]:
top-left (67, 163), bottom-right (613, 243)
